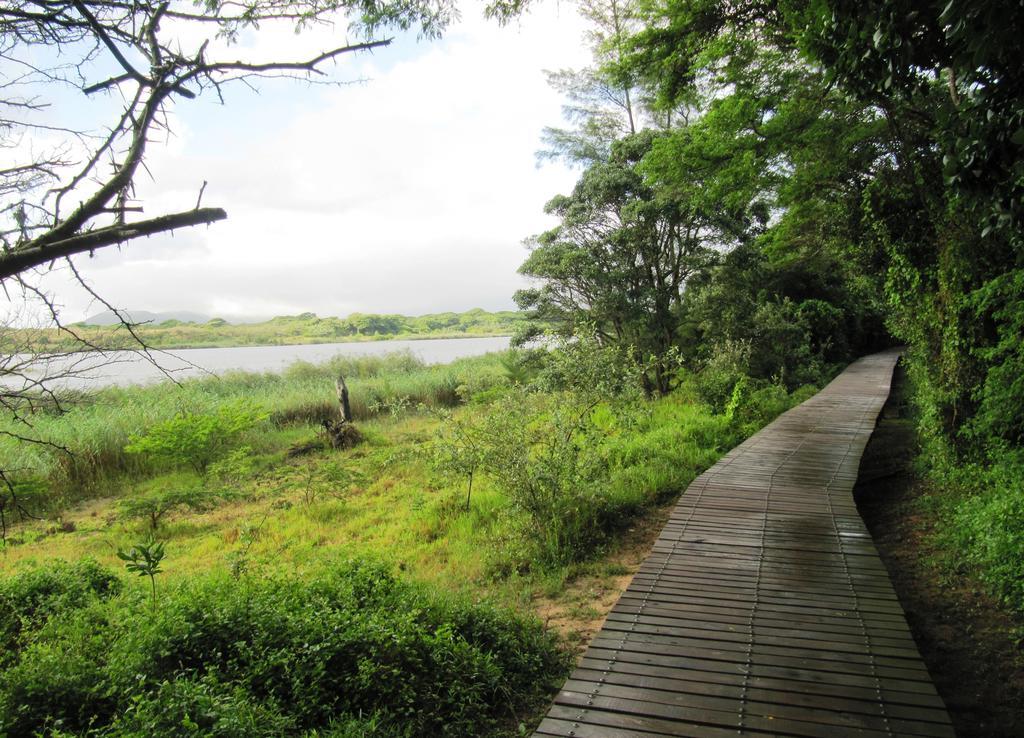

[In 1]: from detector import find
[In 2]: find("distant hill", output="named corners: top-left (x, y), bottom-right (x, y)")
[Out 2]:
top-left (46, 308), bottom-right (527, 351)
top-left (79, 310), bottom-right (211, 326)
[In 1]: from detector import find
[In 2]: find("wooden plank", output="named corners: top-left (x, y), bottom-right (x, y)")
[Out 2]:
top-left (599, 612), bottom-right (924, 659)
top-left (539, 705), bottom-right (750, 738)
top-left (561, 678), bottom-right (954, 737)
top-left (608, 603), bottom-right (915, 647)
top-left (534, 351), bottom-right (953, 736)
top-left (573, 659), bottom-right (947, 709)
top-left (627, 570), bottom-right (903, 605)
top-left (553, 689), bottom-right (899, 738)
top-left (613, 595), bottom-right (913, 637)
top-left (586, 637), bottom-right (932, 682)
top-left (578, 648), bottom-right (942, 698)
top-left (567, 668), bottom-right (952, 725)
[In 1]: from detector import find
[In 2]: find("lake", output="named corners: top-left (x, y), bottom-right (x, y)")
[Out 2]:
top-left (14, 336), bottom-right (512, 389)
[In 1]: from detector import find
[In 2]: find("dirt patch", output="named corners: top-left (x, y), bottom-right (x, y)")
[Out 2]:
top-left (533, 501), bottom-right (674, 656)
top-left (855, 362), bottom-right (1024, 738)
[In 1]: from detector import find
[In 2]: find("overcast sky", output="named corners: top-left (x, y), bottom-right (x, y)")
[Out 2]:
top-left (35, 3), bottom-right (591, 323)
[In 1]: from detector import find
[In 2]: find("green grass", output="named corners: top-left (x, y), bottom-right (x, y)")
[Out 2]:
top-left (1, 351), bottom-right (813, 586)
top-left (0, 350), bottom-right (818, 735)
top-left (0, 351), bottom-right (508, 506)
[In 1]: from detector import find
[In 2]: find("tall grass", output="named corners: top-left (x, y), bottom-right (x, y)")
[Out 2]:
top-left (0, 352), bottom-right (508, 506)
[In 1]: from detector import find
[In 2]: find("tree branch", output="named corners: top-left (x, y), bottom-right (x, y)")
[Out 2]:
top-left (1, 207), bottom-right (227, 280)
top-left (184, 39), bottom-right (393, 81)
top-left (70, 0), bottom-right (148, 88)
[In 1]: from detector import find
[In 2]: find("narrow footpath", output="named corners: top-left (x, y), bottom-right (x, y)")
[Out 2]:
top-left (535, 349), bottom-right (955, 737)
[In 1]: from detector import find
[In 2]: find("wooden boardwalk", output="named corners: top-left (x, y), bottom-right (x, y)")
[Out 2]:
top-left (535, 350), bottom-right (954, 738)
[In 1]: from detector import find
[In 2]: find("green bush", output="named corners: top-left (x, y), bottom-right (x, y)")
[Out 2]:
top-left (694, 339), bottom-right (752, 412)
top-left (108, 674), bottom-right (298, 737)
top-left (474, 381), bottom-right (751, 572)
top-left (726, 381), bottom-right (795, 436)
top-left (125, 399), bottom-right (268, 476)
top-left (0, 561), bottom-right (565, 737)
top-left (475, 391), bottom-right (615, 568)
top-left (0, 559), bottom-right (121, 669)
top-left (940, 454), bottom-right (1024, 613)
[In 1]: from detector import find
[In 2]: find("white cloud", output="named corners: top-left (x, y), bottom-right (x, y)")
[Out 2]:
top-left (46, 2), bottom-right (590, 321)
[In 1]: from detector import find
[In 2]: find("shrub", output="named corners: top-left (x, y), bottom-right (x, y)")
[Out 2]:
top-left (476, 390), bottom-right (636, 568)
top-left (0, 559), bottom-right (121, 669)
top-left (726, 381), bottom-right (795, 436)
top-left (941, 454), bottom-right (1024, 613)
top-left (0, 562), bottom-right (566, 737)
top-left (431, 412), bottom-right (487, 511)
top-left (532, 332), bottom-right (643, 402)
top-left (125, 399), bottom-right (268, 475)
top-left (695, 339), bottom-right (753, 412)
top-left (108, 673), bottom-right (298, 737)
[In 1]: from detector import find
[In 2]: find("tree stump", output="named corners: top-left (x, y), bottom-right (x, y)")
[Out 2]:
top-left (324, 373), bottom-right (361, 449)
top-left (323, 419), bottom-right (362, 449)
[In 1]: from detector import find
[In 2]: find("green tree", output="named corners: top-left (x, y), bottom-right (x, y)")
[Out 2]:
top-left (539, 0), bottom-right (652, 166)
top-left (799, 0), bottom-right (1024, 457)
top-left (518, 129), bottom-right (754, 394)
top-left (616, 0), bottom-right (1024, 460)
top-left (117, 540), bottom-right (166, 611)
top-left (432, 413), bottom-right (487, 511)
top-left (804, 0), bottom-right (1024, 245)
top-left (119, 487), bottom-right (224, 531)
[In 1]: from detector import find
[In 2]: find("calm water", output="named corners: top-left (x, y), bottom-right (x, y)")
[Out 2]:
top-left (16, 336), bottom-right (511, 389)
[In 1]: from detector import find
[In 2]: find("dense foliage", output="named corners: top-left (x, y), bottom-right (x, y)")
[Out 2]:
top-left (518, 0), bottom-right (888, 396)
top-left (515, 0), bottom-right (1023, 616)
top-left (5, 1), bottom-right (1023, 731)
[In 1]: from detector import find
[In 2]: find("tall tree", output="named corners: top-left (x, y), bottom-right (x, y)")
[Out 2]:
top-left (801, 0), bottom-right (1024, 453)
top-left (538, 0), bottom-right (657, 166)
top-left (620, 0), bottom-right (1024, 455)
top-left (517, 129), bottom-right (758, 394)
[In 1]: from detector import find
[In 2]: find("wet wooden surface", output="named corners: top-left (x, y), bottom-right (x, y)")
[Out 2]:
top-left (535, 350), bottom-right (954, 737)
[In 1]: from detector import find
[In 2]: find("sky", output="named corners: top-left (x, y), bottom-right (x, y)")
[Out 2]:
top-left (35, 2), bottom-right (593, 323)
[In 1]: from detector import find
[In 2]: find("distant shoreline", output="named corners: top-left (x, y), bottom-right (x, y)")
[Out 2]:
top-left (93, 331), bottom-right (514, 353)
top-left (5, 309), bottom-right (527, 354)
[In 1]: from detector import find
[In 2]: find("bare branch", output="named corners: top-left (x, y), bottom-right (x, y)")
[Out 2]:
top-left (183, 39), bottom-right (393, 82)
top-left (1, 207), bottom-right (227, 280)
top-left (69, 0), bottom-right (148, 88)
